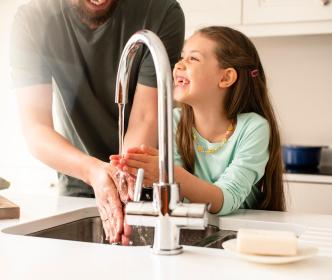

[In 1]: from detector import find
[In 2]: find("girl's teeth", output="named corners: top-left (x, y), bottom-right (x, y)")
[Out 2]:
top-left (177, 78), bottom-right (189, 86)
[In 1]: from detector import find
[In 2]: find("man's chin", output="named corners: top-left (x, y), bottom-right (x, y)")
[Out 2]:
top-left (70, 0), bottom-right (115, 28)
top-left (84, 0), bottom-right (113, 16)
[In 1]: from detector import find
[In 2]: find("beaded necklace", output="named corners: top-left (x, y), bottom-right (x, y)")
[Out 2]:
top-left (193, 121), bottom-right (235, 154)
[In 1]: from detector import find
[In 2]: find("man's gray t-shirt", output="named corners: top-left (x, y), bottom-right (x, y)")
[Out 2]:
top-left (11, 0), bottom-right (185, 197)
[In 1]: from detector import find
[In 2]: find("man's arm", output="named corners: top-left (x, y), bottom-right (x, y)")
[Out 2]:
top-left (123, 83), bottom-right (158, 152)
top-left (16, 84), bottom-right (126, 243)
top-left (16, 84), bottom-right (96, 180)
top-left (122, 2), bottom-right (184, 152)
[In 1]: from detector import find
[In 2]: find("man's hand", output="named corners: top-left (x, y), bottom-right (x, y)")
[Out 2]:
top-left (87, 160), bottom-right (132, 244)
top-left (112, 168), bottom-right (135, 204)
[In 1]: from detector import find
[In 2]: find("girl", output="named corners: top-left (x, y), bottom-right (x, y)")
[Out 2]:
top-left (111, 26), bottom-right (285, 215)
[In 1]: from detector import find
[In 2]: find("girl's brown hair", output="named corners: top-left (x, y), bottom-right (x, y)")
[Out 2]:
top-left (176, 26), bottom-right (285, 211)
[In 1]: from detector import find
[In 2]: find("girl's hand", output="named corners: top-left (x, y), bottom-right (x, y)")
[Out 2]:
top-left (109, 154), bottom-right (125, 171)
top-left (122, 145), bottom-right (159, 187)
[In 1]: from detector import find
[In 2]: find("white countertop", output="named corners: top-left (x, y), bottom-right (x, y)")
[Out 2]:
top-left (284, 173), bottom-right (332, 184)
top-left (1, 190), bottom-right (332, 280)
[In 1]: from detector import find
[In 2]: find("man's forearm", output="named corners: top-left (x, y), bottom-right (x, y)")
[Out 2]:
top-left (122, 84), bottom-right (158, 153)
top-left (16, 84), bottom-right (101, 186)
top-left (25, 124), bottom-right (100, 186)
top-left (123, 120), bottom-right (158, 153)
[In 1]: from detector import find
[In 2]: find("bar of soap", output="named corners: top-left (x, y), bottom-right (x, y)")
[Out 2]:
top-left (236, 228), bottom-right (298, 256)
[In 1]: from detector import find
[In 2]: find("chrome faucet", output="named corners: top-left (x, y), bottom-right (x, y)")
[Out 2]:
top-left (115, 30), bottom-right (208, 255)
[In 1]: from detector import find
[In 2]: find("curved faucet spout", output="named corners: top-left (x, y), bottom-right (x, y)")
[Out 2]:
top-left (115, 30), bottom-right (174, 184)
top-left (116, 30), bottom-right (209, 255)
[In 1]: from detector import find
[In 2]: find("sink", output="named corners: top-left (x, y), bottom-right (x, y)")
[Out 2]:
top-left (25, 216), bottom-right (237, 248)
top-left (2, 207), bottom-right (237, 249)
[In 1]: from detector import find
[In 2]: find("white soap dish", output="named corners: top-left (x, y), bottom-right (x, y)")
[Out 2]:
top-left (223, 238), bottom-right (318, 264)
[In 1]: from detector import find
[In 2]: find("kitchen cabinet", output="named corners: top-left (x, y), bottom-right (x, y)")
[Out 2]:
top-left (178, 0), bottom-right (242, 37)
top-left (284, 181), bottom-right (332, 214)
top-left (241, 0), bottom-right (332, 37)
top-left (243, 0), bottom-right (332, 24)
top-left (178, 0), bottom-right (332, 38)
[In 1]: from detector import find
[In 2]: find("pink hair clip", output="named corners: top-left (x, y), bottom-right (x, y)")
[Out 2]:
top-left (250, 69), bottom-right (259, 78)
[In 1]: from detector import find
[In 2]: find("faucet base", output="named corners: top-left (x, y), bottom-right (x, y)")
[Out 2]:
top-left (152, 246), bottom-right (183, 255)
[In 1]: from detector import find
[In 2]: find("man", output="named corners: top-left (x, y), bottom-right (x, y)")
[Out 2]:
top-left (10, 0), bottom-right (184, 244)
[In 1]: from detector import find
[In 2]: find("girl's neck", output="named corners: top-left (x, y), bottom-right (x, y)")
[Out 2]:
top-left (192, 104), bottom-right (232, 143)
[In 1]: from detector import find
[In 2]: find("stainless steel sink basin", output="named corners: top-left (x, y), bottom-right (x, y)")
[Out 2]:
top-left (2, 207), bottom-right (237, 249)
top-left (26, 216), bottom-right (237, 248)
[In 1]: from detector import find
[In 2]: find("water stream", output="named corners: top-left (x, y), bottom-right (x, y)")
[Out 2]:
top-left (118, 103), bottom-right (125, 157)
top-left (118, 103), bottom-right (153, 246)
top-left (117, 103), bottom-right (126, 197)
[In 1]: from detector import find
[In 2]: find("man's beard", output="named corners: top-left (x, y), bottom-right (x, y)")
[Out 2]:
top-left (69, 0), bottom-right (116, 28)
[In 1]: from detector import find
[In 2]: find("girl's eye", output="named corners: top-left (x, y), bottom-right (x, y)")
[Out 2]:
top-left (177, 56), bottom-right (199, 63)
top-left (189, 56), bottom-right (199, 61)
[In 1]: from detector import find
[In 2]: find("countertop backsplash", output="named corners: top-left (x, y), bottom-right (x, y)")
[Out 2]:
top-left (252, 34), bottom-right (332, 169)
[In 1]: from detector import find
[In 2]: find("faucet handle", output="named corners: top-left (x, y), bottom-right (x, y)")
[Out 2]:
top-left (133, 168), bottom-right (144, 202)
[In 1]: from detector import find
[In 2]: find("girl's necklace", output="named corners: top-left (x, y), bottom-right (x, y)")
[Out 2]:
top-left (193, 121), bottom-right (235, 154)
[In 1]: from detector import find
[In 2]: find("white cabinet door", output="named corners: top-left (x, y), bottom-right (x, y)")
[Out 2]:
top-left (284, 181), bottom-right (332, 214)
top-left (243, 0), bottom-right (332, 24)
top-left (178, 0), bottom-right (242, 37)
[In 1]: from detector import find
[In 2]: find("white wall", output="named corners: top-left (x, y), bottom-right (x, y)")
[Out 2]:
top-left (0, 1), bottom-right (57, 195)
top-left (252, 34), bottom-right (332, 166)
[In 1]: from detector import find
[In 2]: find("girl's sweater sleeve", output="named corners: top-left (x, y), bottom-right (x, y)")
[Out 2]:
top-left (214, 118), bottom-right (270, 215)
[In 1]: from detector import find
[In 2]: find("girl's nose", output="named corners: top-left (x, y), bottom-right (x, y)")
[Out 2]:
top-left (175, 60), bottom-right (186, 70)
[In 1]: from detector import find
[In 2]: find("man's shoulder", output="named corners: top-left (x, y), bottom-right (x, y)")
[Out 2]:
top-left (15, 0), bottom-right (61, 25)
top-left (125, 0), bottom-right (182, 15)
top-left (154, 0), bottom-right (182, 8)
top-left (130, 0), bottom-right (180, 8)
top-left (17, 0), bottom-right (60, 14)
top-left (151, 0), bottom-right (182, 14)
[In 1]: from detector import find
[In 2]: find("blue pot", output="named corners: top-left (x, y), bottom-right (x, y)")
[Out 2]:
top-left (282, 145), bottom-right (327, 168)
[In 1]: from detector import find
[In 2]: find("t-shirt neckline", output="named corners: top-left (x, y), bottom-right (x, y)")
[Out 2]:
top-left (63, 0), bottom-right (120, 34)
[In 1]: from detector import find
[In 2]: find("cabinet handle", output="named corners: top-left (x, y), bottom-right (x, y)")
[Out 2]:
top-left (321, 0), bottom-right (330, 6)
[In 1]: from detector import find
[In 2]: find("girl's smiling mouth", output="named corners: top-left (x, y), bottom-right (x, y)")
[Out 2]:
top-left (175, 76), bottom-right (190, 87)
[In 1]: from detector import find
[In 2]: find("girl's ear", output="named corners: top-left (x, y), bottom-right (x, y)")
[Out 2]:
top-left (219, 68), bottom-right (237, 88)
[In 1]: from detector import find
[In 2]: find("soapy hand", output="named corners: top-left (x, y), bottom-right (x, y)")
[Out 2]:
top-left (88, 161), bottom-right (133, 245)
top-left (113, 169), bottom-right (135, 204)
top-left (110, 161), bottom-right (135, 245)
